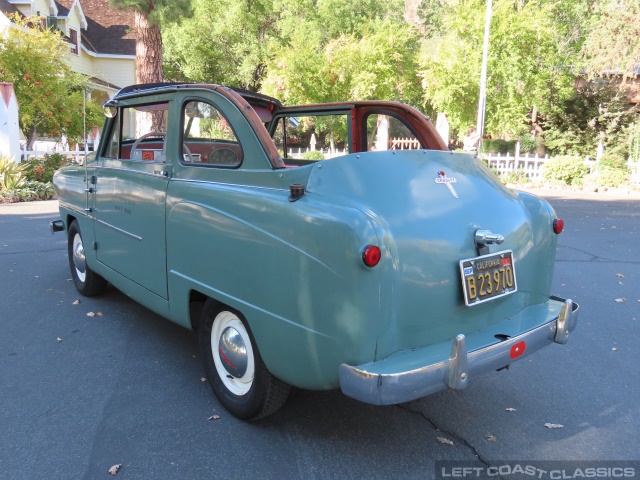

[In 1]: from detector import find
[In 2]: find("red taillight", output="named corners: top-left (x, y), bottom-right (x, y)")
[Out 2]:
top-left (510, 341), bottom-right (526, 359)
top-left (553, 219), bottom-right (564, 234)
top-left (362, 245), bottom-right (381, 268)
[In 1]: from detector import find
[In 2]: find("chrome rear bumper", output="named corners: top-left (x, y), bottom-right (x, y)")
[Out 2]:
top-left (339, 297), bottom-right (579, 405)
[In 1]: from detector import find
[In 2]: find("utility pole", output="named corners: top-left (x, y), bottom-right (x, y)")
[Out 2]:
top-left (476, 0), bottom-right (492, 138)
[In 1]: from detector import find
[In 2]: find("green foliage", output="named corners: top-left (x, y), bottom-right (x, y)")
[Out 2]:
top-left (302, 150), bottom-right (326, 160)
top-left (581, 0), bottom-right (640, 84)
top-left (0, 180), bottom-right (55, 203)
top-left (481, 139), bottom-right (511, 154)
top-left (262, 13), bottom-right (422, 105)
top-left (598, 154), bottom-right (627, 170)
top-left (0, 15), bottom-right (103, 147)
top-left (480, 140), bottom-right (494, 154)
top-left (590, 166), bottom-right (629, 188)
top-left (542, 156), bottom-right (589, 185)
top-left (110, 0), bottom-right (192, 25)
top-left (543, 83), bottom-right (639, 157)
top-left (493, 140), bottom-right (508, 154)
top-left (499, 169), bottom-right (530, 185)
top-left (418, 0), bottom-right (581, 135)
top-left (0, 156), bottom-right (28, 190)
top-left (519, 136), bottom-right (537, 154)
top-left (23, 154), bottom-right (70, 183)
top-left (505, 140), bottom-right (518, 155)
top-left (163, 0), bottom-right (275, 89)
top-left (588, 155), bottom-right (630, 188)
top-left (628, 119), bottom-right (640, 162)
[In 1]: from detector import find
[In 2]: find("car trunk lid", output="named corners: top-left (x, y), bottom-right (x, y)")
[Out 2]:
top-left (306, 150), bottom-right (558, 359)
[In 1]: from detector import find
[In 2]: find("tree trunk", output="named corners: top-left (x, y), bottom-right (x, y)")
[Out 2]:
top-left (134, 9), bottom-right (164, 135)
top-left (27, 125), bottom-right (37, 151)
top-left (135, 10), bottom-right (163, 85)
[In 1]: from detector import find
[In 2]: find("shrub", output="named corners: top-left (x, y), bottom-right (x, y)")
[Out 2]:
top-left (598, 154), bottom-right (626, 170)
top-left (542, 156), bottom-right (589, 185)
top-left (519, 136), bottom-right (537, 154)
top-left (0, 155), bottom-right (28, 190)
top-left (302, 150), bottom-right (325, 161)
top-left (587, 156), bottom-right (629, 187)
top-left (480, 139), bottom-right (494, 153)
top-left (493, 139), bottom-right (508, 154)
top-left (23, 153), bottom-right (70, 183)
top-left (592, 166), bottom-right (628, 188)
top-left (0, 180), bottom-right (55, 203)
top-left (499, 169), bottom-right (530, 185)
top-left (505, 140), bottom-right (518, 154)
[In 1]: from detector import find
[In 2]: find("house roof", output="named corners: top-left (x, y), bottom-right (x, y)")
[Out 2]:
top-left (0, 0), bottom-right (24, 19)
top-left (55, 0), bottom-right (135, 56)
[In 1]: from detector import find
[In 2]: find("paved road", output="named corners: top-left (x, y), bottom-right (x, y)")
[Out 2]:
top-left (1, 192), bottom-right (638, 480)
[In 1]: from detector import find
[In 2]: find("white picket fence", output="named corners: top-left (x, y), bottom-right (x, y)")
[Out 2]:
top-left (481, 149), bottom-right (640, 185)
top-left (287, 147), bottom-right (348, 160)
top-left (20, 143), bottom-right (93, 164)
top-left (20, 140), bottom-right (640, 185)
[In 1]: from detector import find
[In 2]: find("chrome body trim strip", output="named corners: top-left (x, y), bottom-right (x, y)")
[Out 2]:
top-left (94, 218), bottom-right (142, 241)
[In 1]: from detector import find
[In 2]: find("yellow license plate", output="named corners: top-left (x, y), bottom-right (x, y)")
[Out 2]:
top-left (459, 250), bottom-right (517, 306)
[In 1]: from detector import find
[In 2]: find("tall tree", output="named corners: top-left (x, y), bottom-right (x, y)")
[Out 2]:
top-left (109, 0), bottom-right (191, 84)
top-left (0, 14), bottom-right (102, 148)
top-left (260, 0), bottom-right (422, 104)
top-left (163, 0), bottom-right (279, 90)
top-left (418, 0), bottom-right (589, 136)
top-left (109, 0), bottom-right (191, 133)
top-left (581, 0), bottom-right (640, 84)
top-left (262, 17), bottom-right (422, 105)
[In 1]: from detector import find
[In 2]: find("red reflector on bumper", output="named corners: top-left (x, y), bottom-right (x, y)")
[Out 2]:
top-left (510, 341), bottom-right (526, 359)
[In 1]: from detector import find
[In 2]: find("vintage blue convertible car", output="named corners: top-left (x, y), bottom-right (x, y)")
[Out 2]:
top-left (52, 83), bottom-right (579, 419)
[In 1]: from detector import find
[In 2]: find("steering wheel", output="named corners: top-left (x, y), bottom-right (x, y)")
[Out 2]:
top-left (131, 131), bottom-right (166, 161)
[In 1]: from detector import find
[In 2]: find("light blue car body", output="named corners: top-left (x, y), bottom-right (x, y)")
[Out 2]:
top-left (53, 83), bottom-right (578, 405)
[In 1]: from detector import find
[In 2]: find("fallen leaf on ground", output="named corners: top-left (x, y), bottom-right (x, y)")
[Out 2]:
top-left (612, 347), bottom-right (618, 351)
top-left (485, 434), bottom-right (496, 442)
top-left (200, 377), bottom-right (207, 382)
top-left (614, 298), bottom-right (627, 303)
top-left (505, 407), bottom-right (516, 412)
top-left (616, 273), bottom-right (624, 278)
top-left (207, 415), bottom-right (221, 421)
top-left (96, 312), bottom-right (103, 317)
top-left (86, 312), bottom-right (96, 317)
top-left (72, 300), bottom-right (81, 305)
top-left (437, 436), bottom-right (454, 446)
top-left (544, 423), bottom-right (563, 429)
top-left (108, 464), bottom-right (121, 475)
top-left (56, 337), bottom-right (63, 342)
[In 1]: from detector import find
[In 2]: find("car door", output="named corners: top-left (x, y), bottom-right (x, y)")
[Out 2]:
top-left (92, 98), bottom-right (173, 299)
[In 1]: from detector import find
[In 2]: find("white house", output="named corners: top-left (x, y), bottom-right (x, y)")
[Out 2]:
top-left (0, 82), bottom-right (20, 158)
top-left (1, 0), bottom-right (135, 106)
top-left (1, 0), bottom-right (136, 156)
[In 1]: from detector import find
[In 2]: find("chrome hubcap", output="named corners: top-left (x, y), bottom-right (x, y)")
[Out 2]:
top-left (210, 311), bottom-right (255, 396)
top-left (218, 327), bottom-right (248, 378)
top-left (72, 234), bottom-right (86, 282)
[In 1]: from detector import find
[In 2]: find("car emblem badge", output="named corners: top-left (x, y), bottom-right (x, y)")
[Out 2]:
top-left (434, 170), bottom-right (458, 198)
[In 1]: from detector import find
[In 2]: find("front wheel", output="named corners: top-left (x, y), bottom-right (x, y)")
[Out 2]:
top-left (199, 300), bottom-right (290, 420)
top-left (67, 220), bottom-right (107, 296)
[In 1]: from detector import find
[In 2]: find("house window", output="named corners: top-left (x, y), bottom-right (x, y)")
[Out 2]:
top-left (69, 28), bottom-right (78, 55)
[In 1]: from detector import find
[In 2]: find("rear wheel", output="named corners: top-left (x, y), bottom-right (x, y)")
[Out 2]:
top-left (199, 300), bottom-right (290, 420)
top-left (67, 220), bottom-right (107, 296)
